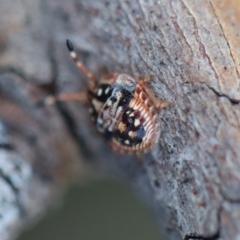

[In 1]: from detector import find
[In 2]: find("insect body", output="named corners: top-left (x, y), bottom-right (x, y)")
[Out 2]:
top-left (44, 40), bottom-right (169, 154)
top-left (87, 72), bottom-right (163, 154)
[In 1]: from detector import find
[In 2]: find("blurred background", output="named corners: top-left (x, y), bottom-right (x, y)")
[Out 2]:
top-left (0, 1), bottom-right (165, 239)
top-left (18, 179), bottom-right (162, 240)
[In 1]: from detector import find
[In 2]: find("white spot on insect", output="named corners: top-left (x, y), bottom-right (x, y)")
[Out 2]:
top-left (128, 131), bottom-right (136, 138)
top-left (134, 119), bottom-right (140, 127)
top-left (107, 100), bottom-right (112, 106)
top-left (124, 140), bottom-right (130, 145)
top-left (105, 87), bottom-right (110, 94)
top-left (126, 110), bottom-right (131, 115)
top-left (129, 112), bottom-right (134, 117)
top-left (97, 88), bottom-right (103, 96)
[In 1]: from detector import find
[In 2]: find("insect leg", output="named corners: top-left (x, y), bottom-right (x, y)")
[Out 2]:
top-left (139, 78), bottom-right (170, 109)
top-left (36, 93), bottom-right (88, 108)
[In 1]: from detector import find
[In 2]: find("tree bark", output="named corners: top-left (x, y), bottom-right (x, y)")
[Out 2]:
top-left (0, 0), bottom-right (240, 239)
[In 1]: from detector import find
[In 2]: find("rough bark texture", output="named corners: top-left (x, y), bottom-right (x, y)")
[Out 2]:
top-left (0, 0), bottom-right (240, 239)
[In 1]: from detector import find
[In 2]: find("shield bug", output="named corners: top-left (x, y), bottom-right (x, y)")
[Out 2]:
top-left (42, 40), bottom-right (169, 154)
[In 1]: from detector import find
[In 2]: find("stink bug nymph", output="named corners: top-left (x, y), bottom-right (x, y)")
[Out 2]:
top-left (42, 39), bottom-right (169, 154)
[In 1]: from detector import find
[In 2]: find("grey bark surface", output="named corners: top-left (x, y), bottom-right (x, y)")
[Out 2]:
top-left (0, 0), bottom-right (240, 239)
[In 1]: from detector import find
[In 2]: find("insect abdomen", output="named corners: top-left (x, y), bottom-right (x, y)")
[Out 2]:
top-left (112, 86), bottom-right (160, 154)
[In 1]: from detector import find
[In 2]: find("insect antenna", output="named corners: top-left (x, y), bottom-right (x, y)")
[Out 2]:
top-left (35, 40), bottom-right (93, 108)
top-left (66, 39), bottom-right (96, 83)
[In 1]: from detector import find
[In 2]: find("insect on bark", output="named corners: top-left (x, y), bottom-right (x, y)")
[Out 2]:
top-left (41, 39), bottom-right (170, 154)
